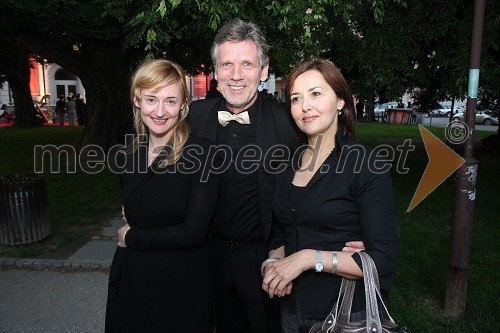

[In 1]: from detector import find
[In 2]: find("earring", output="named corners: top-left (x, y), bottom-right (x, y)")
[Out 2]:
top-left (180, 106), bottom-right (188, 118)
top-left (338, 109), bottom-right (343, 116)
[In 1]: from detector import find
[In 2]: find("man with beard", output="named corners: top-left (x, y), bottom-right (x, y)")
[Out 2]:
top-left (188, 18), bottom-right (297, 333)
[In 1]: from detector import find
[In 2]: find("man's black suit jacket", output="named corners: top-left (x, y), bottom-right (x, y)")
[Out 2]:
top-left (188, 94), bottom-right (298, 243)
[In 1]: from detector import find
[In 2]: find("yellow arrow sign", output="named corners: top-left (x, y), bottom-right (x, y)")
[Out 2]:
top-left (408, 125), bottom-right (465, 212)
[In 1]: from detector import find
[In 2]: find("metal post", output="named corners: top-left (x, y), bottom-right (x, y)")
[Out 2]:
top-left (444, 0), bottom-right (485, 318)
top-left (41, 60), bottom-right (47, 97)
top-left (448, 99), bottom-right (455, 124)
top-left (8, 82), bottom-right (13, 104)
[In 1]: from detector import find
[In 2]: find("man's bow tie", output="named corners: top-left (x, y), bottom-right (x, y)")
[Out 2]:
top-left (218, 111), bottom-right (251, 127)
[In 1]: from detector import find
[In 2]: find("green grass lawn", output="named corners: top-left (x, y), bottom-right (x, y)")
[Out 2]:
top-left (0, 123), bottom-right (498, 332)
top-left (0, 126), bottom-right (121, 258)
top-left (357, 123), bottom-right (499, 332)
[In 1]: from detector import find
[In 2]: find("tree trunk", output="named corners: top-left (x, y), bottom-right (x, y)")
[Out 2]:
top-left (76, 48), bottom-right (134, 149)
top-left (365, 98), bottom-right (376, 122)
top-left (5, 50), bottom-right (37, 127)
top-left (5, 35), bottom-right (134, 149)
top-left (80, 66), bottom-right (133, 149)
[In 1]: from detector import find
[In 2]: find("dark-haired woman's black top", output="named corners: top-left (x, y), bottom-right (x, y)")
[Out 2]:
top-left (270, 133), bottom-right (399, 321)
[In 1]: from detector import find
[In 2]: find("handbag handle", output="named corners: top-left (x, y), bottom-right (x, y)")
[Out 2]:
top-left (360, 252), bottom-right (383, 332)
top-left (359, 253), bottom-right (398, 325)
top-left (320, 252), bottom-right (396, 333)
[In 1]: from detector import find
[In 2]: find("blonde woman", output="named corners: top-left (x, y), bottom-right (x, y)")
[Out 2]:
top-left (105, 59), bottom-right (220, 332)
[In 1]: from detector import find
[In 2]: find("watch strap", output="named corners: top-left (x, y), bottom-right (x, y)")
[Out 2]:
top-left (315, 250), bottom-right (323, 272)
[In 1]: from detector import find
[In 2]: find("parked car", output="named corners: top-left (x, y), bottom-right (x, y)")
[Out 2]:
top-left (426, 108), bottom-right (450, 117)
top-left (427, 106), bottom-right (459, 117)
top-left (426, 102), bottom-right (462, 117)
top-left (374, 102), bottom-right (399, 111)
top-left (453, 109), bottom-right (499, 126)
top-left (374, 102), bottom-right (401, 120)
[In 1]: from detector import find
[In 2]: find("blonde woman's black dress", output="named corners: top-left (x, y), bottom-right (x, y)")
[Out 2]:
top-left (105, 136), bottom-right (220, 333)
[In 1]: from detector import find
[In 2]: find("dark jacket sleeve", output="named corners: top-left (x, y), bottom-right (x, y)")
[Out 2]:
top-left (351, 152), bottom-right (399, 294)
top-left (269, 173), bottom-right (286, 251)
top-left (268, 221), bottom-right (286, 252)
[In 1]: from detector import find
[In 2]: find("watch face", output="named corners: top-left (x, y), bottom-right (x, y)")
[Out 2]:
top-left (315, 262), bottom-right (323, 272)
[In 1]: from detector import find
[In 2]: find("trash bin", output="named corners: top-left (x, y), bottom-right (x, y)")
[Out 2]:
top-left (0, 173), bottom-right (50, 245)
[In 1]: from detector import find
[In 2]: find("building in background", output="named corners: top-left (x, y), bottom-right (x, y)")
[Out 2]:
top-left (0, 57), bottom-right (86, 109)
top-left (1, 57), bottom-right (279, 108)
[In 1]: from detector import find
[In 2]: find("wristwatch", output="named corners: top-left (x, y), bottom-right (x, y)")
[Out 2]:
top-left (315, 250), bottom-right (323, 272)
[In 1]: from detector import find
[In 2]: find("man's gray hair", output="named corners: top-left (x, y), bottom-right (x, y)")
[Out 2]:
top-left (210, 18), bottom-right (269, 70)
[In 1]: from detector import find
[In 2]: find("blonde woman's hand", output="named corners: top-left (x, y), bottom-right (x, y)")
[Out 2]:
top-left (117, 223), bottom-right (131, 248)
top-left (342, 241), bottom-right (365, 253)
top-left (121, 205), bottom-right (127, 224)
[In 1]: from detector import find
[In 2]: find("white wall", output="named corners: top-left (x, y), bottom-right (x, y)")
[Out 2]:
top-left (0, 82), bottom-right (13, 107)
top-left (1, 62), bottom-right (86, 108)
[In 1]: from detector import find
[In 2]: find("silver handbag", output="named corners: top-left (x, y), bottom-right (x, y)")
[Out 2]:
top-left (309, 252), bottom-right (406, 333)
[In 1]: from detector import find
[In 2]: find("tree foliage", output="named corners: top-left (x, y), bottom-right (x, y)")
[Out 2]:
top-left (0, 0), bottom-right (498, 146)
top-left (1, 0), bottom-right (140, 146)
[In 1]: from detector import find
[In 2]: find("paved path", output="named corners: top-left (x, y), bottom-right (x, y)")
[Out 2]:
top-left (0, 269), bottom-right (108, 333)
top-left (0, 218), bottom-right (122, 332)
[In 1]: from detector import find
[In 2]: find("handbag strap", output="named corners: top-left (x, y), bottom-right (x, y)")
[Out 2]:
top-left (321, 252), bottom-right (398, 333)
top-left (359, 252), bottom-right (398, 324)
top-left (320, 279), bottom-right (345, 333)
top-left (358, 252), bottom-right (383, 332)
top-left (335, 279), bottom-right (355, 326)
